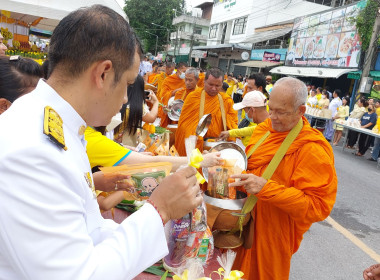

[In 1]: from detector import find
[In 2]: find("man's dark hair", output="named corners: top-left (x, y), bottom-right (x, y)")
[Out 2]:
top-left (248, 73), bottom-right (266, 92)
top-left (222, 82), bottom-right (229, 91)
top-left (48, 5), bottom-right (136, 83)
top-left (334, 89), bottom-right (342, 96)
top-left (176, 62), bottom-right (187, 69)
top-left (205, 67), bottom-right (223, 80)
top-left (166, 62), bottom-right (175, 68)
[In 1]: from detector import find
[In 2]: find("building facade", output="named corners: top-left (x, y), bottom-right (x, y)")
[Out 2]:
top-left (195, 0), bottom-right (339, 74)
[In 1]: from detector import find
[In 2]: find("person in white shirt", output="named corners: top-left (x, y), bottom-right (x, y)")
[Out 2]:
top-left (307, 89), bottom-right (318, 106)
top-left (324, 89), bottom-right (342, 141)
top-left (0, 5), bottom-right (202, 280)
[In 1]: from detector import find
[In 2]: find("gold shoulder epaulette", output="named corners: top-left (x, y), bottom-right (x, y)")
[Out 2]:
top-left (43, 106), bottom-right (67, 151)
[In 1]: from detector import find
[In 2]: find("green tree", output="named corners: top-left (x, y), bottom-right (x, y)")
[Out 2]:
top-left (354, 0), bottom-right (380, 51)
top-left (124, 0), bottom-right (185, 54)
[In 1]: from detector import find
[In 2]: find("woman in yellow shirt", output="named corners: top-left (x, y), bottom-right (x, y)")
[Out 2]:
top-left (332, 97), bottom-right (350, 146)
top-left (318, 90), bottom-right (330, 109)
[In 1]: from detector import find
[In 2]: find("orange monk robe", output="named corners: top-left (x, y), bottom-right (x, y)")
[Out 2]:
top-left (155, 72), bottom-right (167, 99)
top-left (174, 87), bottom-right (238, 156)
top-left (197, 72), bottom-right (205, 88)
top-left (232, 116), bottom-right (337, 280)
top-left (157, 74), bottom-right (186, 128)
top-left (174, 87), bottom-right (196, 101)
top-left (147, 73), bottom-right (158, 84)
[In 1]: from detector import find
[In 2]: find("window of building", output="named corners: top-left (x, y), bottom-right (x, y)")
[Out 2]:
top-left (194, 27), bottom-right (202, 35)
top-left (233, 17), bottom-right (247, 35)
top-left (209, 24), bottom-right (218, 38)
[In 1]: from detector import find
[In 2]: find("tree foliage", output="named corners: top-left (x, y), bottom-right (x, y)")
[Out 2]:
top-left (124, 0), bottom-right (185, 54)
top-left (354, 0), bottom-right (380, 51)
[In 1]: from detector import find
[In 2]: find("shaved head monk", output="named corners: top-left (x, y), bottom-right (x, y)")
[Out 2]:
top-left (156, 62), bottom-right (175, 98)
top-left (174, 67), bottom-right (199, 101)
top-left (230, 77), bottom-right (338, 280)
top-left (157, 62), bottom-right (187, 127)
top-left (174, 67), bottom-right (238, 156)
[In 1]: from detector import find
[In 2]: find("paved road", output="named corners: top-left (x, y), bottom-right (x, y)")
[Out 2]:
top-left (290, 145), bottom-right (380, 280)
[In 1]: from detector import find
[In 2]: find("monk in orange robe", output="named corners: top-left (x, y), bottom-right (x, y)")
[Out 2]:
top-left (197, 70), bottom-right (205, 88)
top-left (156, 62), bottom-right (175, 99)
top-left (174, 67), bottom-right (199, 101)
top-left (147, 61), bottom-right (159, 84)
top-left (175, 68), bottom-right (238, 156)
top-left (229, 77), bottom-right (338, 280)
top-left (157, 62), bottom-right (187, 128)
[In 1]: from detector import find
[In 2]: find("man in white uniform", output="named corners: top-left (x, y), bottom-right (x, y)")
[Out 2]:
top-left (0, 5), bottom-right (202, 280)
top-left (324, 89), bottom-right (342, 141)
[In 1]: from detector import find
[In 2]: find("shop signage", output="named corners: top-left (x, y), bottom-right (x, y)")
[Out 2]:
top-left (263, 51), bottom-right (281, 62)
top-left (250, 49), bottom-right (287, 61)
top-left (223, 0), bottom-right (236, 10)
top-left (191, 50), bottom-right (207, 58)
top-left (285, 1), bottom-right (365, 69)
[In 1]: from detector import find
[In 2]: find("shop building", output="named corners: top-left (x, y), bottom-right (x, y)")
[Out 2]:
top-left (194, 0), bottom-right (332, 75)
top-left (168, 1), bottom-right (212, 63)
top-left (270, 1), bottom-right (365, 98)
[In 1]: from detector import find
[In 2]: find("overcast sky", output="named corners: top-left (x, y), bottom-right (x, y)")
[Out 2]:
top-left (116, 0), bottom-right (205, 12)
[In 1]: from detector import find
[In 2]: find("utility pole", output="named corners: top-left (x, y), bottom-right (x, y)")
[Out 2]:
top-left (145, 31), bottom-right (158, 56)
top-left (188, 17), bottom-right (196, 66)
top-left (174, 27), bottom-right (179, 59)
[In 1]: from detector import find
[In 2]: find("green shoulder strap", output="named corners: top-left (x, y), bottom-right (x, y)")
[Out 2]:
top-left (231, 118), bottom-right (304, 234)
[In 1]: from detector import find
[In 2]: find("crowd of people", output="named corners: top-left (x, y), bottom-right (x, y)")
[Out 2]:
top-left (0, 5), bottom-right (378, 280)
top-left (305, 84), bottom-right (380, 162)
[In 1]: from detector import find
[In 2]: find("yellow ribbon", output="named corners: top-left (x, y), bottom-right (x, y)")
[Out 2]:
top-left (189, 149), bottom-right (205, 184)
top-left (209, 268), bottom-right (244, 280)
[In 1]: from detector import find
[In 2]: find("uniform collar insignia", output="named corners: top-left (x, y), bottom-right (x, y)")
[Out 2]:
top-left (43, 106), bottom-right (67, 151)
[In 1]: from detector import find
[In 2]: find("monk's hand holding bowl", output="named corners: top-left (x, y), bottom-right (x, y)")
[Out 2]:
top-left (229, 174), bottom-right (267, 194)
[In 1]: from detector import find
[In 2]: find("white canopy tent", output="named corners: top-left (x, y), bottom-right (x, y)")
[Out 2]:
top-left (1, 0), bottom-right (127, 32)
top-left (270, 66), bottom-right (358, 79)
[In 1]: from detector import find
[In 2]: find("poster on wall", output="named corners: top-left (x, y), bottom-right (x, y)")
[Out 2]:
top-left (285, 1), bottom-right (364, 68)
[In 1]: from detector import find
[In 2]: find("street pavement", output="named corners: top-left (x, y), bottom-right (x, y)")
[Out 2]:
top-left (290, 144), bottom-right (380, 279)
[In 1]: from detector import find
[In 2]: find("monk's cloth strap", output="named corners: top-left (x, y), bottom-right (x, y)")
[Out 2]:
top-left (230, 118), bottom-right (304, 235)
top-left (199, 90), bottom-right (227, 131)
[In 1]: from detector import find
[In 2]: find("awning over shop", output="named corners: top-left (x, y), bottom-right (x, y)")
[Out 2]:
top-left (347, 71), bottom-right (361, 80)
top-left (270, 66), bottom-right (358, 78)
top-left (193, 43), bottom-right (251, 51)
top-left (0, 0), bottom-right (127, 28)
top-left (235, 60), bottom-right (283, 68)
top-left (240, 27), bottom-right (292, 44)
top-left (370, 71), bottom-right (380, 81)
top-left (346, 70), bottom-right (380, 81)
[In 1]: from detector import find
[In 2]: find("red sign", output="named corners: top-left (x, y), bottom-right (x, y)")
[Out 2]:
top-left (263, 51), bottom-right (281, 62)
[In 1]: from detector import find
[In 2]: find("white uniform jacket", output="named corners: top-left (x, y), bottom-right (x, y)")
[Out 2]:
top-left (0, 80), bottom-right (168, 280)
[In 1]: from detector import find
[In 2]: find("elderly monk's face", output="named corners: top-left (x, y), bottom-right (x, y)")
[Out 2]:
top-left (268, 84), bottom-right (305, 132)
top-left (204, 75), bottom-right (223, 96)
top-left (185, 73), bottom-right (198, 90)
